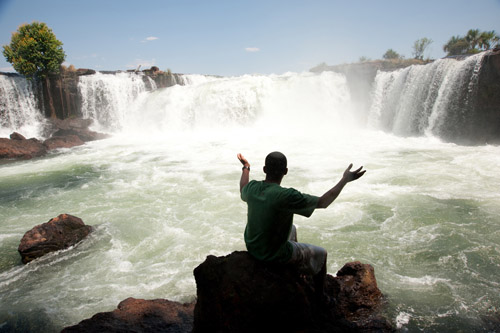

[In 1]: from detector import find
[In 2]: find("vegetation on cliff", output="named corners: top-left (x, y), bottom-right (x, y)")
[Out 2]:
top-left (444, 29), bottom-right (499, 56)
top-left (2, 21), bottom-right (66, 79)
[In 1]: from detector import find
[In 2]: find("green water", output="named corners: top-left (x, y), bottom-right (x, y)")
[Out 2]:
top-left (0, 129), bottom-right (499, 332)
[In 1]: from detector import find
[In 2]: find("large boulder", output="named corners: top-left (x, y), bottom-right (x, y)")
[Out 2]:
top-left (62, 298), bottom-right (195, 333)
top-left (193, 251), bottom-right (391, 332)
top-left (0, 136), bottom-right (47, 159)
top-left (18, 214), bottom-right (93, 264)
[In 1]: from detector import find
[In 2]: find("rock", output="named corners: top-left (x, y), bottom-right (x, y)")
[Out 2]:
top-left (9, 132), bottom-right (27, 140)
top-left (61, 298), bottom-right (195, 333)
top-left (193, 251), bottom-right (392, 332)
top-left (18, 214), bottom-right (93, 264)
top-left (0, 137), bottom-right (47, 159)
top-left (76, 68), bottom-right (96, 76)
top-left (327, 261), bottom-right (386, 326)
top-left (43, 134), bottom-right (85, 150)
top-left (49, 118), bottom-right (109, 142)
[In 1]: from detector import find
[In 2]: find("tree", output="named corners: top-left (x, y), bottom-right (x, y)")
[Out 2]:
top-left (382, 49), bottom-right (401, 60)
top-left (412, 37), bottom-right (433, 60)
top-left (2, 22), bottom-right (66, 79)
top-left (479, 30), bottom-right (499, 50)
top-left (443, 35), bottom-right (469, 56)
top-left (443, 29), bottom-right (500, 56)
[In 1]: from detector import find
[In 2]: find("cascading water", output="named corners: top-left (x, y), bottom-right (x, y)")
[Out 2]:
top-left (368, 53), bottom-right (485, 140)
top-left (0, 75), bottom-right (45, 138)
top-left (0, 60), bottom-right (499, 332)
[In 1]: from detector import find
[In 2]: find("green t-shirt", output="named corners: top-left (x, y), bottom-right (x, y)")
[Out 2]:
top-left (241, 180), bottom-right (319, 263)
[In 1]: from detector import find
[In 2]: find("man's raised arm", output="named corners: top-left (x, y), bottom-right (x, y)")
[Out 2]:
top-left (237, 153), bottom-right (251, 193)
top-left (316, 164), bottom-right (365, 209)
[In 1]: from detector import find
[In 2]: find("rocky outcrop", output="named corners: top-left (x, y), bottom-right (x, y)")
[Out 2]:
top-left (0, 136), bottom-right (47, 159)
top-left (193, 251), bottom-right (391, 332)
top-left (47, 118), bottom-right (109, 142)
top-left (42, 134), bottom-right (85, 150)
top-left (18, 214), bottom-right (93, 264)
top-left (62, 252), bottom-right (391, 332)
top-left (474, 48), bottom-right (500, 144)
top-left (34, 67), bottom-right (185, 120)
top-left (0, 118), bottom-right (108, 160)
top-left (61, 298), bottom-right (195, 333)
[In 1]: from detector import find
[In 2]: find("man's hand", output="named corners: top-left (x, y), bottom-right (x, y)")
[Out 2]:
top-left (237, 153), bottom-right (250, 168)
top-left (238, 153), bottom-right (250, 193)
top-left (317, 163), bottom-right (366, 209)
top-left (342, 164), bottom-right (366, 183)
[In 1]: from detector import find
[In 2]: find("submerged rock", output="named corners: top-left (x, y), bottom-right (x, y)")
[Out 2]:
top-left (18, 214), bottom-right (93, 264)
top-left (61, 298), bottom-right (195, 333)
top-left (193, 251), bottom-right (392, 332)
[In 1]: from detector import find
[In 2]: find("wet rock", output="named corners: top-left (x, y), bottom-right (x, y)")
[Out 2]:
top-left (193, 251), bottom-right (392, 332)
top-left (9, 132), bottom-right (27, 140)
top-left (49, 118), bottom-right (109, 142)
top-left (18, 214), bottom-right (93, 264)
top-left (61, 298), bottom-right (195, 333)
top-left (0, 137), bottom-right (47, 159)
top-left (42, 134), bottom-right (85, 150)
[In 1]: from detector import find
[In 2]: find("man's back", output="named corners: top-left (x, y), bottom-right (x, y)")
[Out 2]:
top-left (241, 180), bottom-right (318, 263)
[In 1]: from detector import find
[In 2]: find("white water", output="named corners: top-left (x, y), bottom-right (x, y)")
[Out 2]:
top-left (368, 53), bottom-right (484, 139)
top-left (0, 75), bottom-right (45, 138)
top-left (1, 63), bottom-right (499, 332)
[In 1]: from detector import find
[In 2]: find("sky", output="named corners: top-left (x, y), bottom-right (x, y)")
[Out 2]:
top-left (1, 0), bottom-right (499, 76)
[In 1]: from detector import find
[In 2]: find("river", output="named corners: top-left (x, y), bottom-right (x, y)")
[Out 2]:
top-left (0, 56), bottom-right (499, 332)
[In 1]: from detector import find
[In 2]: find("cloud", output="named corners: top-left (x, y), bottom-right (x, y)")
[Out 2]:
top-left (142, 36), bottom-right (159, 43)
top-left (245, 47), bottom-right (260, 52)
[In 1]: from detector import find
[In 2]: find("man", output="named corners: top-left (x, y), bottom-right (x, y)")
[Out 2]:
top-left (237, 151), bottom-right (365, 298)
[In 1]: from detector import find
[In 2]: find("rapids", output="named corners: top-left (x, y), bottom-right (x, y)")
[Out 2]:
top-left (0, 59), bottom-right (499, 332)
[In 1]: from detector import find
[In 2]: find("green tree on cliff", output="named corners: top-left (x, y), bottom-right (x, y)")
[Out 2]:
top-left (412, 37), bottom-right (433, 60)
top-left (2, 21), bottom-right (66, 79)
top-left (443, 29), bottom-right (499, 56)
top-left (382, 49), bottom-right (402, 60)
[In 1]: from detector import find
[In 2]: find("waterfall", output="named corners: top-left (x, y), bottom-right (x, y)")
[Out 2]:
top-left (0, 53), bottom-right (494, 143)
top-left (78, 72), bottom-right (151, 131)
top-left (0, 75), bottom-right (45, 138)
top-left (368, 53), bottom-right (485, 139)
top-left (115, 71), bottom-right (354, 134)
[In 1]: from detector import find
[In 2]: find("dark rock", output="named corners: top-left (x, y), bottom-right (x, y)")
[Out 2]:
top-left (61, 297), bottom-right (195, 333)
top-left (49, 118), bottom-right (109, 142)
top-left (18, 214), bottom-right (93, 264)
top-left (0, 137), bottom-right (47, 159)
top-left (76, 68), bottom-right (96, 76)
top-left (473, 49), bottom-right (500, 145)
top-left (9, 132), bottom-right (27, 140)
top-left (193, 251), bottom-right (392, 332)
top-left (52, 118), bottom-right (93, 130)
top-left (43, 135), bottom-right (85, 150)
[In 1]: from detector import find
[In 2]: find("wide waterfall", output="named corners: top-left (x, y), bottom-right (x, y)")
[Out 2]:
top-left (1, 58), bottom-right (499, 332)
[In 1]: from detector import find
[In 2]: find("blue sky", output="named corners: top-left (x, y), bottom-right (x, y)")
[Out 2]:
top-left (1, 0), bottom-right (499, 76)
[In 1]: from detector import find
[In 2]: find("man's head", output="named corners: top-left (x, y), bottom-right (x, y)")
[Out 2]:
top-left (264, 151), bottom-right (288, 182)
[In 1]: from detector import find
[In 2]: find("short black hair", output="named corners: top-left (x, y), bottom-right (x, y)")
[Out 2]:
top-left (265, 151), bottom-right (287, 177)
